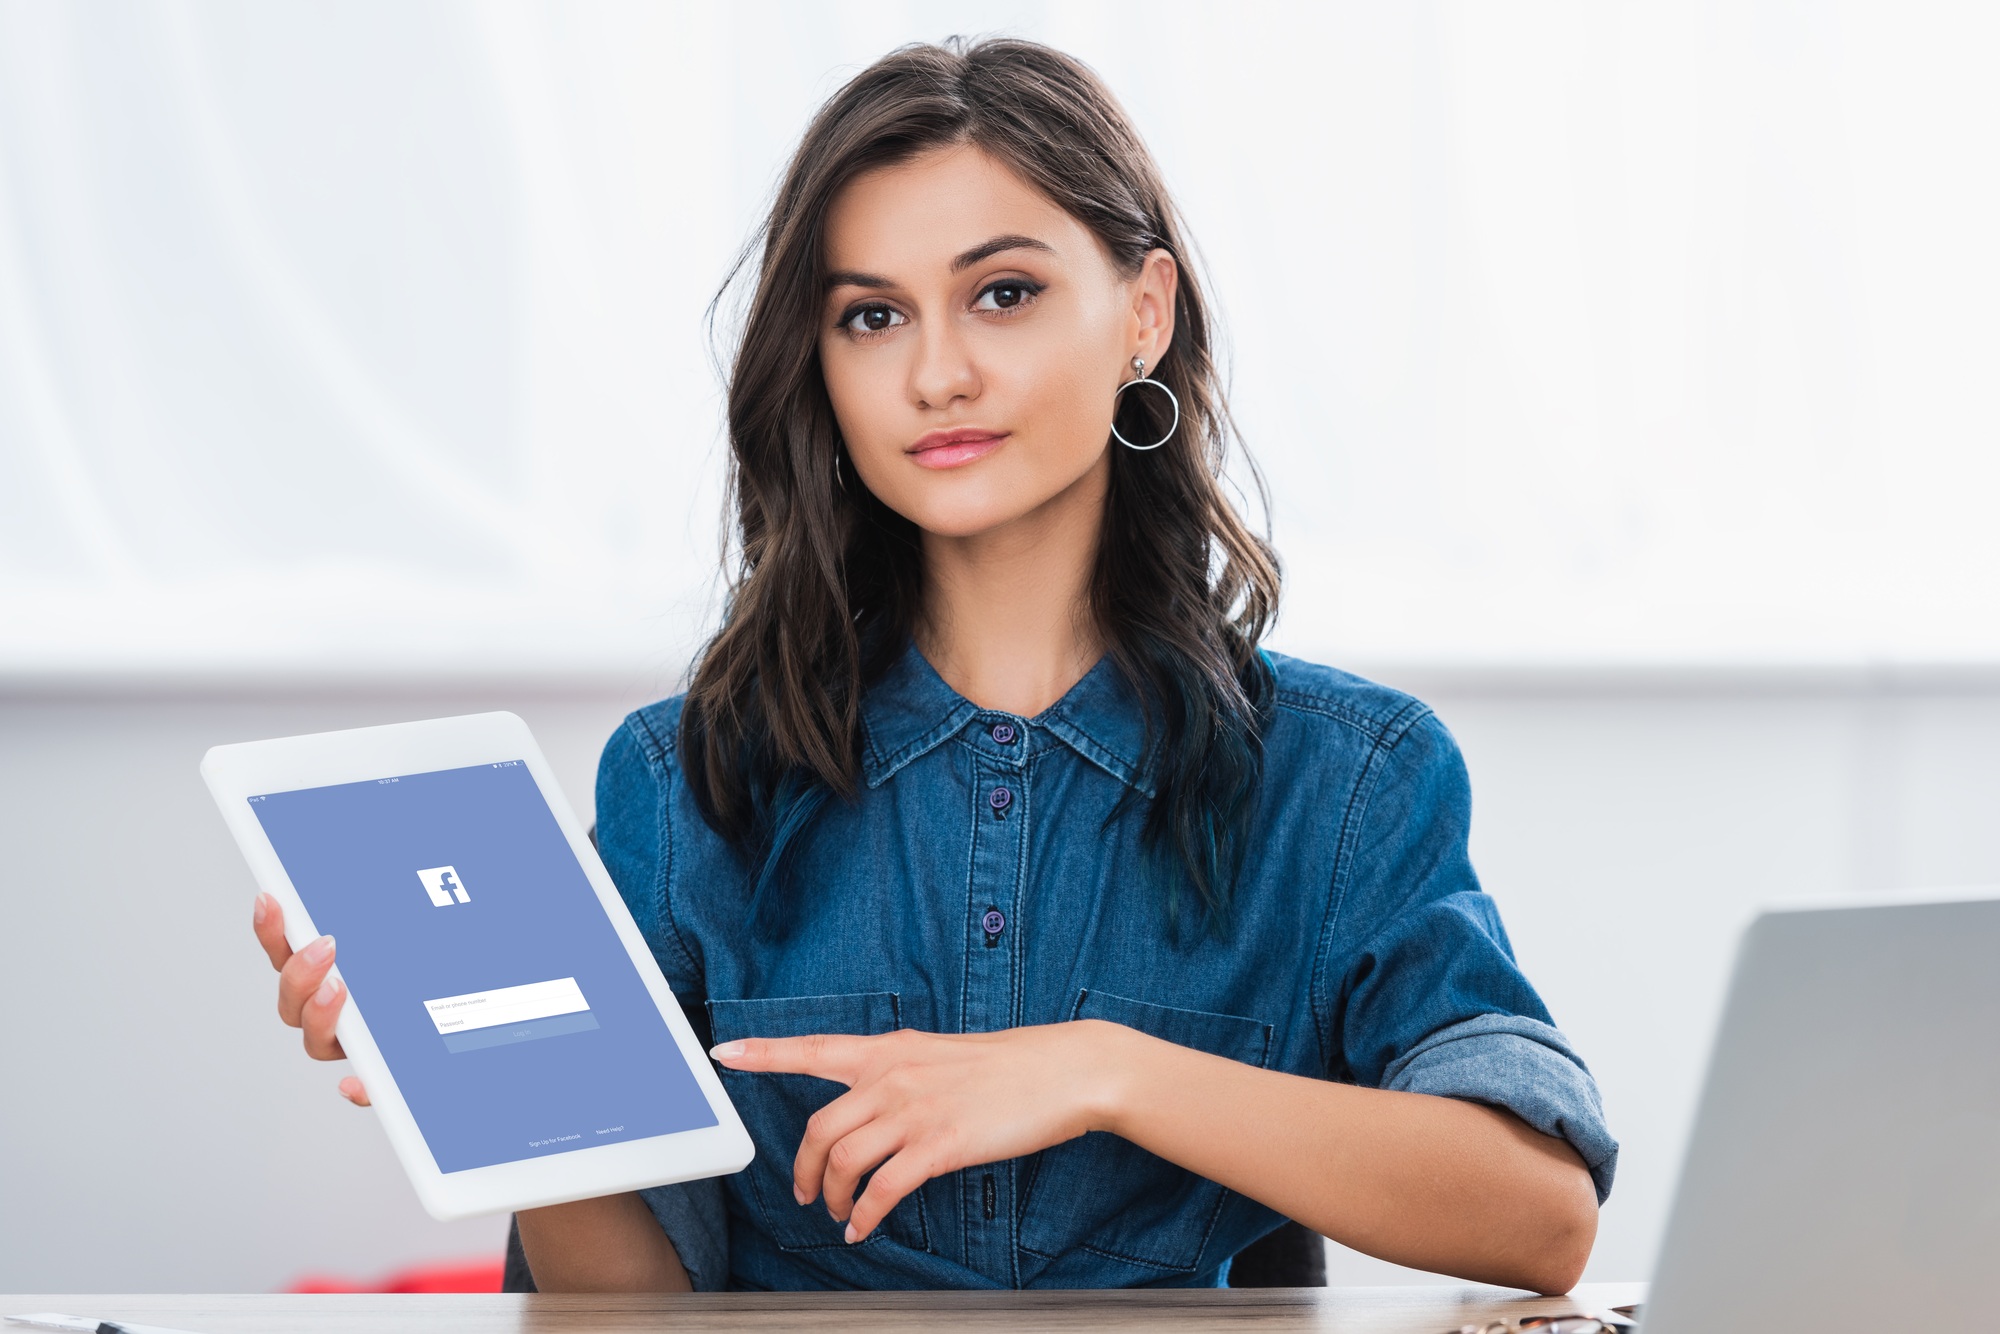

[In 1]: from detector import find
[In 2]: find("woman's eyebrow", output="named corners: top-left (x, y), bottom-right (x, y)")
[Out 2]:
top-left (824, 235), bottom-right (1057, 292)
top-left (949, 234), bottom-right (1055, 273)
top-left (825, 268), bottom-right (893, 291)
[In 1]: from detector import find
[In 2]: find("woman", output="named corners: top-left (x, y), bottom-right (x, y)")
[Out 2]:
top-left (254, 37), bottom-right (1615, 1294)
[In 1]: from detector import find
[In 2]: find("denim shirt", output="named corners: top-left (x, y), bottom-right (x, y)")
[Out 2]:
top-left (594, 644), bottom-right (1617, 1291)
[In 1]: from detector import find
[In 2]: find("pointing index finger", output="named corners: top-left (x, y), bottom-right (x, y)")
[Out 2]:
top-left (710, 1033), bottom-right (867, 1083)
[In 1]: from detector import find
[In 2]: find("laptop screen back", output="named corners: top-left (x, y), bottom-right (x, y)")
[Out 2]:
top-left (1644, 894), bottom-right (2000, 1331)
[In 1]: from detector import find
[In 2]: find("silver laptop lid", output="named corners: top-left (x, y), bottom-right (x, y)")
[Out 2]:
top-left (1643, 891), bottom-right (2000, 1332)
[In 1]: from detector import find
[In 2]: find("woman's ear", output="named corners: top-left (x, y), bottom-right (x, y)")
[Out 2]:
top-left (1130, 247), bottom-right (1179, 371)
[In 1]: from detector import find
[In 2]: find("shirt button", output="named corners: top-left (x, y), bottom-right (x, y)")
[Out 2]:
top-left (981, 908), bottom-right (1007, 935)
top-left (990, 722), bottom-right (1017, 744)
top-left (988, 785), bottom-right (1014, 812)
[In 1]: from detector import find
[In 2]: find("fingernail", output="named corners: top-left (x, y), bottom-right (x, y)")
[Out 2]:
top-left (252, 894), bottom-right (268, 925)
top-left (709, 1041), bottom-right (744, 1060)
top-left (793, 1184), bottom-right (809, 1205)
top-left (315, 976), bottom-right (340, 1007)
top-left (844, 1222), bottom-right (859, 1244)
top-left (305, 935), bottom-right (334, 965)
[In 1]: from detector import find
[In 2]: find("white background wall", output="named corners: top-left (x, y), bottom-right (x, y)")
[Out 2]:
top-left (5, 0), bottom-right (1999, 675)
top-left (4, 0), bottom-right (1999, 1296)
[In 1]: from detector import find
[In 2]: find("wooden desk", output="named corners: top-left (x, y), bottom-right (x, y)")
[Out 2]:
top-left (3, 1283), bottom-right (1645, 1333)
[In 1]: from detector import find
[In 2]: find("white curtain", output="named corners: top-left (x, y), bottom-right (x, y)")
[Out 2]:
top-left (2, 0), bottom-right (1994, 676)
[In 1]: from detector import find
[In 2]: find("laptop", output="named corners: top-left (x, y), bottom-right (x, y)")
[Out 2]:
top-left (1641, 889), bottom-right (2000, 1331)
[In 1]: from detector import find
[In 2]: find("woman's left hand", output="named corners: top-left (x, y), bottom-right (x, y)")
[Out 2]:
top-left (710, 1021), bottom-right (1129, 1243)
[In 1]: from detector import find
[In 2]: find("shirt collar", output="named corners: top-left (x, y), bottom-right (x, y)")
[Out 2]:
top-left (859, 639), bottom-right (1153, 797)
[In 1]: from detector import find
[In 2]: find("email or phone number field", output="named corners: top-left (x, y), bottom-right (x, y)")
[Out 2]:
top-left (423, 977), bottom-right (599, 1053)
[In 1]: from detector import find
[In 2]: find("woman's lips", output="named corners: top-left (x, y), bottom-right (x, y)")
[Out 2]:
top-left (906, 428), bottom-right (1009, 470)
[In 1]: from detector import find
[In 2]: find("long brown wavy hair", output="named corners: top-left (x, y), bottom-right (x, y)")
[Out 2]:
top-left (680, 36), bottom-right (1282, 929)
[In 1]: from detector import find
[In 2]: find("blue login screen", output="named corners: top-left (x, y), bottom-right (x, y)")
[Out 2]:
top-left (250, 761), bottom-right (717, 1173)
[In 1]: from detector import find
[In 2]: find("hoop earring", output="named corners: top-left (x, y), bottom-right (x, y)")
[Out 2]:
top-left (833, 450), bottom-right (847, 492)
top-left (1111, 356), bottom-right (1179, 452)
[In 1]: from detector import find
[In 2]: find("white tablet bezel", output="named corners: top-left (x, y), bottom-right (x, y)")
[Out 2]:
top-left (202, 710), bottom-right (753, 1221)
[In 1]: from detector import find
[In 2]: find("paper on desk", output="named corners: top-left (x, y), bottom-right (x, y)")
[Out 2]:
top-left (7, 1314), bottom-right (209, 1334)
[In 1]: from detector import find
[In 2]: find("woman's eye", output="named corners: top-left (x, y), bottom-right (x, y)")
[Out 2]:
top-left (842, 305), bottom-right (906, 335)
top-left (974, 281), bottom-right (1038, 312)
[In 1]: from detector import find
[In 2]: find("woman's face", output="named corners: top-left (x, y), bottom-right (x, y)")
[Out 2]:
top-left (818, 144), bottom-right (1176, 540)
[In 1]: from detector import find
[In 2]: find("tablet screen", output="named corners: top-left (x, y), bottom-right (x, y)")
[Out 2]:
top-left (249, 760), bottom-right (718, 1173)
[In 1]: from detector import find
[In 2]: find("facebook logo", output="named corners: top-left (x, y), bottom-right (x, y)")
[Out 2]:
top-left (417, 866), bottom-right (470, 907)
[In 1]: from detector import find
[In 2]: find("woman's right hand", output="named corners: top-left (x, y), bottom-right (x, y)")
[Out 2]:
top-left (253, 892), bottom-right (371, 1106)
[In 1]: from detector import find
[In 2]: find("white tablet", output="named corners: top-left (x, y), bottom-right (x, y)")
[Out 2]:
top-left (201, 710), bottom-right (752, 1221)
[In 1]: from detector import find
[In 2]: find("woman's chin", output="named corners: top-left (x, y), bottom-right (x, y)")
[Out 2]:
top-left (906, 506), bottom-right (1036, 541)
top-left (888, 491), bottom-right (1058, 542)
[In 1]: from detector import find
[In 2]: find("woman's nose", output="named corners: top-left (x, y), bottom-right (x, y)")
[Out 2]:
top-left (908, 325), bottom-right (980, 410)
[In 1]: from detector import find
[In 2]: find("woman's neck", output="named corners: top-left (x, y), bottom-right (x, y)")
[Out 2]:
top-left (913, 459), bottom-right (1107, 718)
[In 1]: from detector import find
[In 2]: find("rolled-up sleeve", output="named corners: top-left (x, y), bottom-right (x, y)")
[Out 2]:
top-left (632, 1177), bottom-right (729, 1292)
top-left (1325, 712), bottom-right (1619, 1203)
top-left (597, 714), bottom-right (732, 1289)
top-left (1382, 1012), bottom-right (1618, 1202)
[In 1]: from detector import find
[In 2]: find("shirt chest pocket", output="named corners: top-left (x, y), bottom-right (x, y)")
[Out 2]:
top-left (1017, 989), bottom-right (1274, 1275)
top-left (705, 991), bottom-right (932, 1255)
